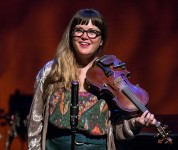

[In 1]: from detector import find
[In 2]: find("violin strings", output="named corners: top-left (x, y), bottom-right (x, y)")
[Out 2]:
top-left (115, 77), bottom-right (147, 113)
top-left (114, 77), bottom-right (171, 144)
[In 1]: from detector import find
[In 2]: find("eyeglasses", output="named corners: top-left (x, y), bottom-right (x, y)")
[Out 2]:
top-left (72, 28), bottom-right (101, 39)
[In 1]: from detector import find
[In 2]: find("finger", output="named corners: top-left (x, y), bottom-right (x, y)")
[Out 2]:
top-left (147, 114), bottom-right (154, 124)
top-left (152, 118), bottom-right (157, 125)
top-left (146, 114), bottom-right (154, 126)
top-left (146, 118), bottom-right (156, 127)
top-left (142, 110), bottom-right (149, 118)
top-left (146, 112), bottom-right (151, 120)
top-left (145, 122), bottom-right (150, 127)
top-left (144, 111), bottom-right (151, 122)
top-left (144, 118), bottom-right (148, 125)
top-left (135, 117), bottom-right (145, 127)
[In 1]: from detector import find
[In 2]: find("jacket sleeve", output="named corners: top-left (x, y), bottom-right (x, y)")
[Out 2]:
top-left (27, 60), bottom-right (53, 150)
top-left (114, 117), bottom-right (141, 140)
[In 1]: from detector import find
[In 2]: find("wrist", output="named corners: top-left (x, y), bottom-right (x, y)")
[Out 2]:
top-left (130, 118), bottom-right (142, 130)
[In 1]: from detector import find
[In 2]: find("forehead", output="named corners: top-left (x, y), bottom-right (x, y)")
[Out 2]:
top-left (75, 20), bottom-right (100, 30)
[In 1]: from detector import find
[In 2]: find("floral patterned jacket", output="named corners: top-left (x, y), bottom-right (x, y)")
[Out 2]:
top-left (27, 60), bottom-right (140, 150)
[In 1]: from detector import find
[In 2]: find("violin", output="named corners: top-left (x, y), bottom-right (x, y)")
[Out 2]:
top-left (86, 55), bottom-right (172, 145)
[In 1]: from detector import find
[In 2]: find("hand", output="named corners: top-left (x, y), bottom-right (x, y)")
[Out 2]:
top-left (134, 110), bottom-right (157, 128)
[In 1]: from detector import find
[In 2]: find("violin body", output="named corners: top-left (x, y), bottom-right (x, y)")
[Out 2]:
top-left (86, 57), bottom-right (149, 115)
top-left (86, 55), bottom-right (172, 145)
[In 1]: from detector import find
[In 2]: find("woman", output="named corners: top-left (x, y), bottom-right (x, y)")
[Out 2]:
top-left (27, 9), bottom-right (156, 150)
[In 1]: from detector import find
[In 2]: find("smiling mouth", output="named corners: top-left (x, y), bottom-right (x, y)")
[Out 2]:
top-left (79, 42), bottom-right (90, 48)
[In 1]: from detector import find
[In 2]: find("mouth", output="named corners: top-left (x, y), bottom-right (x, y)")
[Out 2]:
top-left (79, 41), bottom-right (90, 48)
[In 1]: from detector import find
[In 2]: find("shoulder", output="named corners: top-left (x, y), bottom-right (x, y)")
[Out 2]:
top-left (36, 60), bottom-right (55, 81)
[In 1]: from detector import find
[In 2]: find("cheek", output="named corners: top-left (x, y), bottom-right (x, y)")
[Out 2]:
top-left (93, 39), bottom-right (101, 49)
top-left (72, 38), bottom-right (78, 50)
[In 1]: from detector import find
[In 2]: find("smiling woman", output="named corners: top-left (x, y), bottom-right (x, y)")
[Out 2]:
top-left (27, 8), bottom-right (157, 150)
top-left (1, 1), bottom-right (178, 150)
top-left (72, 20), bottom-right (103, 66)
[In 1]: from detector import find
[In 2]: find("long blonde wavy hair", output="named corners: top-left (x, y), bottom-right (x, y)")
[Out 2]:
top-left (43, 9), bottom-right (108, 96)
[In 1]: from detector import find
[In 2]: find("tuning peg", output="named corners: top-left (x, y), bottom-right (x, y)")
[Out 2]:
top-left (166, 137), bottom-right (173, 145)
top-left (158, 138), bottom-right (163, 144)
top-left (155, 132), bottom-right (160, 138)
top-left (163, 124), bottom-right (168, 130)
top-left (167, 131), bottom-right (172, 135)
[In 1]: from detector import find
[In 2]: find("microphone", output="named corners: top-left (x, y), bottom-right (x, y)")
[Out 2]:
top-left (70, 80), bottom-right (79, 133)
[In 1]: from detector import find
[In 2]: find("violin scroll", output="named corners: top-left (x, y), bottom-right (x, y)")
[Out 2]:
top-left (155, 123), bottom-right (173, 144)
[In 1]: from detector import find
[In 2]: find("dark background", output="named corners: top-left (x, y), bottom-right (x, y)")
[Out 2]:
top-left (0, 0), bottom-right (178, 149)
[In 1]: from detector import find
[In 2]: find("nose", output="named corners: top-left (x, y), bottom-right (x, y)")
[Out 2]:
top-left (81, 31), bottom-right (89, 39)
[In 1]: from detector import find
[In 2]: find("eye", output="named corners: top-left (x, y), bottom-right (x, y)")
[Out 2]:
top-left (73, 28), bottom-right (84, 36)
top-left (73, 28), bottom-right (83, 33)
top-left (88, 29), bottom-right (97, 34)
top-left (88, 29), bottom-right (101, 38)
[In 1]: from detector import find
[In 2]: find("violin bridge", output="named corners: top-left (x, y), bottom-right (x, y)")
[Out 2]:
top-left (113, 76), bottom-right (124, 91)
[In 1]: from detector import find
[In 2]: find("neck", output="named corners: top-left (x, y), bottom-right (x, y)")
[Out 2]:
top-left (76, 51), bottom-right (100, 67)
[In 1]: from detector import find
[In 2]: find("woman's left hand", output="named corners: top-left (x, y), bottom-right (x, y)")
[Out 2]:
top-left (134, 110), bottom-right (157, 128)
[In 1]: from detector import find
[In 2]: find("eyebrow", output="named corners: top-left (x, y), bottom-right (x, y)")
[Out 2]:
top-left (74, 27), bottom-right (100, 31)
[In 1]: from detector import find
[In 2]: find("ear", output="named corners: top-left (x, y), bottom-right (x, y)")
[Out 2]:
top-left (100, 40), bottom-right (103, 46)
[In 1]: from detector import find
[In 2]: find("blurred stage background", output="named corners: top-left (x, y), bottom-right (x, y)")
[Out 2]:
top-left (0, 0), bottom-right (178, 149)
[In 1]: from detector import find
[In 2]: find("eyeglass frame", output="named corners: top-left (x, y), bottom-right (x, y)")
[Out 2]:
top-left (72, 28), bottom-right (101, 39)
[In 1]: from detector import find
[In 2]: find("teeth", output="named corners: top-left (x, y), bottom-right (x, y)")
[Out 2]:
top-left (80, 42), bottom-right (89, 45)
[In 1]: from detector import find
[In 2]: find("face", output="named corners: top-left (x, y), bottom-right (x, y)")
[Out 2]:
top-left (72, 20), bottom-right (102, 60)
